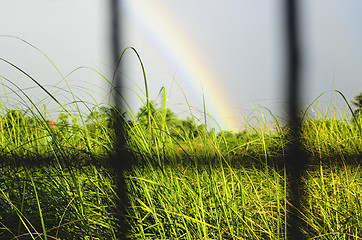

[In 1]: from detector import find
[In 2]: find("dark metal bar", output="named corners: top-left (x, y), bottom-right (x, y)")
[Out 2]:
top-left (109, 0), bottom-right (132, 239)
top-left (284, 0), bottom-right (308, 239)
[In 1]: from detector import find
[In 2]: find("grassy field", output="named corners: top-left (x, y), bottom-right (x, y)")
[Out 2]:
top-left (1, 44), bottom-right (362, 239)
top-left (1, 92), bottom-right (362, 239)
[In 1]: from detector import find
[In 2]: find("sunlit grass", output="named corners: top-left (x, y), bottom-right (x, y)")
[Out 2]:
top-left (0, 38), bottom-right (362, 239)
top-left (302, 163), bottom-right (362, 239)
top-left (126, 163), bottom-right (287, 239)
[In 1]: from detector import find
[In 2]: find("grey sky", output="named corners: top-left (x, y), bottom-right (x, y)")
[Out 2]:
top-left (1, 0), bottom-right (362, 131)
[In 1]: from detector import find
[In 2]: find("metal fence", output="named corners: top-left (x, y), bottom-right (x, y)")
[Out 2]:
top-left (110, 0), bottom-right (306, 239)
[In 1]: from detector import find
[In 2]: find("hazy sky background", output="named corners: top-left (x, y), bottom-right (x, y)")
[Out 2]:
top-left (1, 0), bottom-right (362, 131)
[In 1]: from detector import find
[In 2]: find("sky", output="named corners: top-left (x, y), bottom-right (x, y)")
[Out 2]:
top-left (1, 0), bottom-right (362, 132)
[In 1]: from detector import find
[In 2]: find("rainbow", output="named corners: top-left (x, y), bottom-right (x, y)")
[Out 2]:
top-left (122, 1), bottom-right (241, 131)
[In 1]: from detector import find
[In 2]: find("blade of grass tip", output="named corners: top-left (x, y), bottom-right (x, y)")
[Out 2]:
top-left (301, 91), bottom-right (331, 122)
top-left (0, 58), bottom-right (71, 117)
top-left (0, 76), bottom-right (11, 110)
top-left (131, 47), bottom-right (152, 129)
top-left (262, 107), bottom-right (282, 133)
top-left (202, 112), bottom-right (224, 137)
top-left (115, 47), bottom-right (152, 129)
top-left (113, 47), bottom-right (149, 105)
top-left (60, 65), bottom-right (121, 106)
top-left (329, 82), bottom-right (335, 120)
top-left (335, 90), bottom-right (362, 137)
top-left (173, 78), bottom-right (198, 123)
top-left (201, 90), bottom-right (207, 128)
top-left (200, 90), bottom-right (213, 158)
top-left (0, 36), bottom-right (65, 79)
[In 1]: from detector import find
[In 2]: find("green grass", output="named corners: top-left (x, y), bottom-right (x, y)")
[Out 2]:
top-left (1, 39), bottom-right (362, 239)
top-left (125, 163), bottom-right (287, 239)
top-left (302, 163), bottom-right (362, 239)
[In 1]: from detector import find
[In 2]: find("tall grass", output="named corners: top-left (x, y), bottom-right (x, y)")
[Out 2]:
top-left (302, 163), bottom-right (362, 239)
top-left (301, 91), bottom-right (362, 161)
top-left (0, 38), bottom-right (362, 239)
top-left (125, 163), bottom-right (287, 239)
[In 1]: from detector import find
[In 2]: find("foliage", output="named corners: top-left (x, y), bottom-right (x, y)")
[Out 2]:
top-left (352, 92), bottom-right (362, 116)
top-left (134, 101), bottom-right (209, 141)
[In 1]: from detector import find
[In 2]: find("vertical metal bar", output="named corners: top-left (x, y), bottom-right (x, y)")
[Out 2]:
top-left (110, 0), bottom-right (121, 80)
top-left (284, 0), bottom-right (307, 239)
top-left (109, 0), bottom-right (131, 238)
